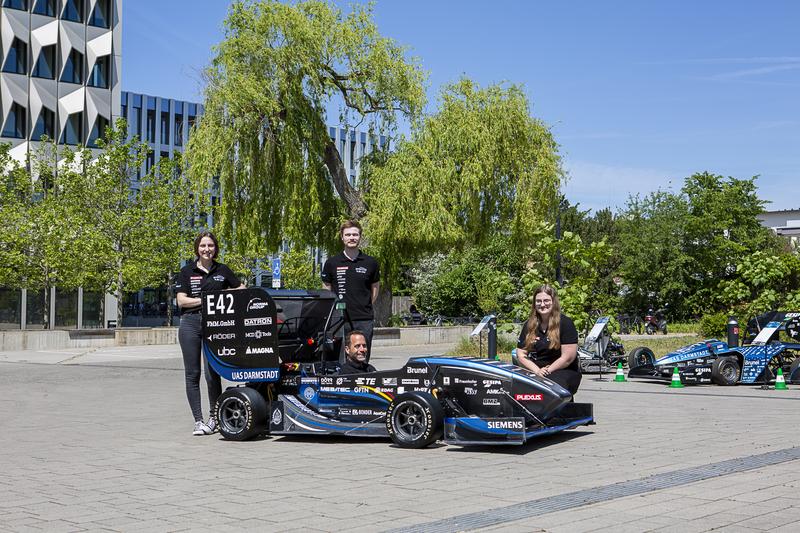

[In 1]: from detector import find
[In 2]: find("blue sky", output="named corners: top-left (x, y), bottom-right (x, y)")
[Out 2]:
top-left (123, 1), bottom-right (800, 213)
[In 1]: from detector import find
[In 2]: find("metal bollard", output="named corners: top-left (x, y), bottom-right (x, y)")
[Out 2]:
top-left (727, 316), bottom-right (739, 347)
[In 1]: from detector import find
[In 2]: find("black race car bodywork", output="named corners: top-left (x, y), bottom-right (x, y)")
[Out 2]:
top-left (628, 312), bottom-right (800, 385)
top-left (201, 288), bottom-right (594, 447)
top-left (577, 316), bottom-right (626, 372)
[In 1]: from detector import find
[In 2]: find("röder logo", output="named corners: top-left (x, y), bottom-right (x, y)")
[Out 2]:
top-left (217, 347), bottom-right (236, 357)
top-left (246, 298), bottom-right (270, 312)
top-left (514, 393), bottom-right (543, 401)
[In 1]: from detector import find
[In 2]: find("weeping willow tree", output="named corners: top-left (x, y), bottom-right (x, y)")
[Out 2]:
top-left (364, 79), bottom-right (563, 282)
top-left (186, 0), bottom-right (426, 255)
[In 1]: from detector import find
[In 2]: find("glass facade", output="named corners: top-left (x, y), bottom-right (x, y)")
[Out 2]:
top-left (61, 49), bottom-right (84, 84)
top-left (2, 0), bottom-right (28, 10)
top-left (32, 0), bottom-right (56, 16)
top-left (32, 107), bottom-right (56, 140)
top-left (88, 0), bottom-right (110, 28)
top-left (25, 290), bottom-right (47, 330)
top-left (2, 103), bottom-right (26, 139)
top-left (81, 291), bottom-right (104, 328)
top-left (89, 56), bottom-right (110, 88)
top-left (2, 38), bottom-right (27, 74)
top-left (54, 289), bottom-right (78, 329)
top-left (62, 0), bottom-right (83, 22)
top-left (0, 288), bottom-right (21, 330)
top-left (60, 112), bottom-right (83, 145)
top-left (32, 45), bottom-right (56, 79)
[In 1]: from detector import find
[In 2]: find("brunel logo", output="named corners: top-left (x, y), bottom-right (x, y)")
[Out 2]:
top-left (407, 366), bottom-right (428, 374)
top-left (514, 393), bottom-right (543, 401)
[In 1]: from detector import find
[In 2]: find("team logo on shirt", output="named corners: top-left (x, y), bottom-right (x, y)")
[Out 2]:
top-left (355, 267), bottom-right (367, 274)
top-left (212, 275), bottom-right (225, 282)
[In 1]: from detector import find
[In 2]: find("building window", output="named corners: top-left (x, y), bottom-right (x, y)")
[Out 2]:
top-left (187, 115), bottom-right (196, 139)
top-left (62, 0), bottom-right (83, 22)
top-left (61, 49), bottom-right (84, 84)
top-left (32, 45), bottom-right (56, 79)
top-left (146, 151), bottom-right (155, 172)
top-left (60, 112), bottom-right (83, 145)
top-left (32, 0), bottom-right (56, 16)
top-left (160, 111), bottom-right (169, 144)
top-left (88, 0), bottom-right (110, 28)
top-left (146, 109), bottom-right (156, 142)
top-left (32, 107), bottom-right (55, 140)
top-left (88, 55), bottom-right (109, 88)
top-left (2, 103), bottom-right (27, 139)
top-left (2, 0), bottom-right (27, 10)
top-left (87, 116), bottom-right (109, 147)
top-left (2, 38), bottom-right (27, 75)
top-left (133, 107), bottom-right (142, 138)
top-left (174, 115), bottom-right (184, 146)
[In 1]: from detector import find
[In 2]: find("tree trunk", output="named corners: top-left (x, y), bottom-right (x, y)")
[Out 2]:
top-left (165, 272), bottom-right (175, 326)
top-left (323, 140), bottom-right (367, 220)
top-left (116, 260), bottom-right (124, 327)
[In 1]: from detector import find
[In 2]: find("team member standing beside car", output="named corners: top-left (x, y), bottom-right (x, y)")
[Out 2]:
top-left (338, 330), bottom-right (377, 374)
top-left (321, 220), bottom-right (380, 358)
top-left (516, 284), bottom-right (582, 396)
top-left (176, 231), bottom-right (245, 436)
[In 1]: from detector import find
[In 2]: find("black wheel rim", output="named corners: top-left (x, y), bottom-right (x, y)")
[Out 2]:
top-left (219, 396), bottom-right (248, 435)
top-left (393, 400), bottom-right (427, 441)
top-left (721, 362), bottom-right (738, 382)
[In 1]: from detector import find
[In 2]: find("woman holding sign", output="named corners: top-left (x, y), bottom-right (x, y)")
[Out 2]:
top-left (176, 231), bottom-right (245, 436)
top-left (516, 284), bottom-right (582, 396)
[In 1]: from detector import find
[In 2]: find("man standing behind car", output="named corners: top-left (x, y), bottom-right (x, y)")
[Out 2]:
top-left (322, 220), bottom-right (380, 358)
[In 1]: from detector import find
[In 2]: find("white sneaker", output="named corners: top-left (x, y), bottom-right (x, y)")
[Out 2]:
top-left (193, 421), bottom-right (210, 436)
top-left (206, 417), bottom-right (217, 434)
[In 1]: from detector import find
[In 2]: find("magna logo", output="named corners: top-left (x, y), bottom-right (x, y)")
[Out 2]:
top-left (217, 347), bottom-right (236, 356)
top-left (245, 346), bottom-right (274, 354)
top-left (514, 394), bottom-right (543, 401)
top-left (246, 298), bottom-right (270, 312)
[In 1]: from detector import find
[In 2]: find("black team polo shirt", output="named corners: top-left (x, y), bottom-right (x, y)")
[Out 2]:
top-left (321, 251), bottom-right (380, 321)
top-left (175, 261), bottom-right (241, 315)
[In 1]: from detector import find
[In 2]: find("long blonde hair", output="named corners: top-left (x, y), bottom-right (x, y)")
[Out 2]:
top-left (524, 284), bottom-right (562, 351)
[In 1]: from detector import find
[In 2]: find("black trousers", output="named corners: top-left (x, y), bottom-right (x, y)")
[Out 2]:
top-left (178, 313), bottom-right (222, 421)
top-left (548, 368), bottom-right (582, 396)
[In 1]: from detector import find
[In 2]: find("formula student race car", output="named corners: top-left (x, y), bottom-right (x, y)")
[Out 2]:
top-left (201, 288), bottom-right (594, 447)
top-left (628, 312), bottom-right (800, 385)
top-left (578, 316), bottom-right (627, 373)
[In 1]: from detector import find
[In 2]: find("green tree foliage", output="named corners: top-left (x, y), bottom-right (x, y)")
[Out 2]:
top-left (718, 250), bottom-right (800, 316)
top-left (512, 223), bottom-right (612, 332)
top-left (43, 123), bottom-right (195, 325)
top-left (281, 245), bottom-right (321, 290)
top-left (616, 191), bottom-right (691, 316)
top-left (186, 0), bottom-right (425, 257)
top-left (366, 79), bottom-right (562, 282)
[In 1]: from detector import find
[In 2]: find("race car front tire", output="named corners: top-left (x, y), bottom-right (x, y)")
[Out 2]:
top-left (215, 387), bottom-right (267, 441)
top-left (711, 356), bottom-right (740, 386)
top-left (627, 346), bottom-right (655, 369)
top-left (386, 392), bottom-right (444, 449)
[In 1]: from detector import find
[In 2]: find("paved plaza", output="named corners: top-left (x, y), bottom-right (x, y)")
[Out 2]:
top-left (2, 343), bottom-right (800, 532)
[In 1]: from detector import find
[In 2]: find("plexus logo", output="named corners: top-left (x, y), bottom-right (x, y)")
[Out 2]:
top-left (514, 393), bottom-right (543, 401)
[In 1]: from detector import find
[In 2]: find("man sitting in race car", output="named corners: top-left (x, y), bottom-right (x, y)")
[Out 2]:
top-left (339, 330), bottom-right (377, 374)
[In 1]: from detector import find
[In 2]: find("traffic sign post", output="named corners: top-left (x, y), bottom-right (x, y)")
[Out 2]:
top-left (271, 257), bottom-right (281, 289)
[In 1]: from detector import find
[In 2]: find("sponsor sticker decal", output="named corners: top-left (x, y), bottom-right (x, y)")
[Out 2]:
top-left (244, 317), bottom-right (272, 327)
top-left (246, 298), bottom-right (270, 312)
top-left (271, 408), bottom-right (282, 426)
top-left (382, 377), bottom-right (398, 386)
top-left (217, 347), bottom-right (236, 356)
top-left (302, 387), bottom-right (316, 400)
top-left (244, 330), bottom-right (272, 339)
top-left (206, 319), bottom-right (235, 328)
top-left (207, 332), bottom-right (236, 341)
top-left (401, 379), bottom-right (419, 385)
top-left (514, 393), bottom-right (543, 401)
top-left (487, 420), bottom-right (524, 430)
top-left (407, 366), bottom-right (428, 374)
top-left (245, 346), bottom-right (274, 354)
top-left (483, 398), bottom-right (500, 406)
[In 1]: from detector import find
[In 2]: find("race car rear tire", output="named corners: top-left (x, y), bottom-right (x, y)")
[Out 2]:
top-left (627, 346), bottom-right (655, 369)
top-left (386, 392), bottom-right (444, 449)
top-left (711, 356), bottom-right (740, 386)
top-left (788, 358), bottom-right (800, 383)
top-left (216, 387), bottom-right (267, 441)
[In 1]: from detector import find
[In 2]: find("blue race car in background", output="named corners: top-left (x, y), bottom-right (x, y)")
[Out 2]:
top-left (202, 288), bottom-right (594, 448)
top-left (628, 312), bottom-right (800, 385)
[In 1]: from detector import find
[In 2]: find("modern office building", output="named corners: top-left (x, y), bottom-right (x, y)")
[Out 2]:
top-left (0, 0), bottom-right (121, 161)
top-left (0, 0), bottom-right (121, 330)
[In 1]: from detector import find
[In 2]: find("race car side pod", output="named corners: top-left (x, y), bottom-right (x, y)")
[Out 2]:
top-left (669, 367), bottom-right (684, 388)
